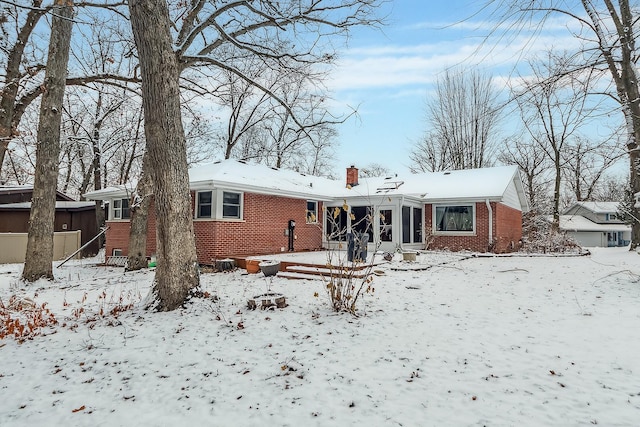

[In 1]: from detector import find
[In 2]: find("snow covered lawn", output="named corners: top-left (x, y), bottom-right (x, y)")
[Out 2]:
top-left (1, 248), bottom-right (639, 426)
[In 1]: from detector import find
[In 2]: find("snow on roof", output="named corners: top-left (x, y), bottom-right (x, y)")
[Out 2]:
top-left (83, 184), bottom-right (135, 200)
top-left (0, 185), bottom-right (33, 193)
top-left (0, 201), bottom-right (96, 210)
top-left (0, 185), bottom-right (76, 201)
top-left (341, 165), bottom-right (522, 201)
top-left (572, 201), bottom-right (620, 214)
top-left (82, 160), bottom-right (526, 210)
top-left (188, 160), bottom-right (341, 200)
top-left (557, 215), bottom-right (630, 232)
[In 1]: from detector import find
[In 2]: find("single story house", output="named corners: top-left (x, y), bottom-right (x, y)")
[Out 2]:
top-left (557, 201), bottom-right (631, 247)
top-left (0, 186), bottom-right (101, 257)
top-left (83, 160), bottom-right (528, 263)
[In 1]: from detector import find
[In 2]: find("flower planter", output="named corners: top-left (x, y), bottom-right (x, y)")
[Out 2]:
top-left (247, 292), bottom-right (287, 310)
top-left (259, 260), bottom-right (281, 277)
top-left (245, 259), bottom-right (261, 274)
top-left (402, 251), bottom-right (417, 262)
top-left (215, 258), bottom-right (236, 271)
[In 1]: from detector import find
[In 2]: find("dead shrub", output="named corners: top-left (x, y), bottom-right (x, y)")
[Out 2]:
top-left (0, 295), bottom-right (58, 343)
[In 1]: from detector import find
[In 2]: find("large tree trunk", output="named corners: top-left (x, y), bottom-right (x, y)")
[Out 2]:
top-left (91, 94), bottom-right (106, 246)
top-left (21, 0), bottom-right (74, 282)
top-left (126, 151), bottom-right (152, 271)
top-left (551, 148), bottom-right (561, 233)
top-left (627, 136), bottom-right (640, 250)
top-left (129, 0), bottom-right (200, 310)
top-left (618, 1), bottom-right (640, 250)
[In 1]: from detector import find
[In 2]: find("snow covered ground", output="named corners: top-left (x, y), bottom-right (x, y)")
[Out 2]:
top-left (1, 248), bottom-right (639, 426)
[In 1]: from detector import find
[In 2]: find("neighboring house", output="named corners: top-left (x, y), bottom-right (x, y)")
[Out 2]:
top-left (0, 186), bottom-right (100, 257)
top-left (83, 160), bottom-right (529, 263)
top-left (0, 185), bottom-right (75, 203)
top-left (558, 201), bottom-right (631, 247)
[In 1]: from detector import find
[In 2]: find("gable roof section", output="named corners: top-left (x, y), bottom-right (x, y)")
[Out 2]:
top-left (0, 185), bottom-right (75, 202)
top-left (564, 201), bottom-right (620, 215)
top-left (556, 215), bottom-right (630, 232)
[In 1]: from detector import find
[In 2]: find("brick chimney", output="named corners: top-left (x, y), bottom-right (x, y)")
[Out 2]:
top-left (346, 165), bottom-right (359, 187)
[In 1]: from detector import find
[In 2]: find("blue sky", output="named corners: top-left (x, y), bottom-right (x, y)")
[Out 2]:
top-left (328, 0), bottom-right (583, 177)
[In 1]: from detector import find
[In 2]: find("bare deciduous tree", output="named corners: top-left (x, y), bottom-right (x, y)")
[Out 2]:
top-left (562, 136), bottom-right (624, 202)
top-left (0, 1), bottom-right (48, 173)
top-left (360, 163), bottom-right (391, 178)
top-left (498, 137), bottom-right (550, 212)
top-left (213, 66), bottom-right (274, 160)
top-left (0, 1), bottom-right (135, 177)
top-left (512, 53), bottom-right (599, 230)
top-left (127, 0), bottom-right (381, 310)
top-left (481, 0), bottom-right (640, 248)
top-left (410, 68), bottom-right (501, 172)
top-left (22, 0), bottom-right (74, 282)
top-left (129, 0), bottom-right (199, 311)
top-left (126, 150), bottom-right (152, 272)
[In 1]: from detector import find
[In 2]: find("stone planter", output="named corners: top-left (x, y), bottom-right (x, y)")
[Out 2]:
top-left (402, 251), bottom-right (417, 262)
top-left (215, 258), bottom-right (236, 271)
top-left (247, 292), bottom-right (287, 310)
top-left (259, 260), bottom-right (281, 277)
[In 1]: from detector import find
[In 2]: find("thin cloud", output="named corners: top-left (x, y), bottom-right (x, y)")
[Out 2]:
top-left (404, 13), bottom-right (586, 35)
top-left (329, 32), bottom-right (580, 92)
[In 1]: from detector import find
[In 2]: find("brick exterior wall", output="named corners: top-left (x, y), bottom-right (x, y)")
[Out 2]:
top-left (104, 193), bottom-right (323, 262)
top-left (493, 202), bottom-right (523, 253)
top-left (424, 201), bottom-right (522, 253)
top-left (105, 199), bottom-right (157, 257)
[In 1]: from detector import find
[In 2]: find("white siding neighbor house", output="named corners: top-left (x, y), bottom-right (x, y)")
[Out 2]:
top-left (559, 202), bottom-right (631, 247)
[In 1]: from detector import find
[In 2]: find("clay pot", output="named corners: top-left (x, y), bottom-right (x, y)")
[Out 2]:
top-left (245, 259), bottom-right (261, 274)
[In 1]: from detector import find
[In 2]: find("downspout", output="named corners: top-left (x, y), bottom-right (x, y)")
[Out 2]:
top-left (485, 199), bottom-right (493, 250)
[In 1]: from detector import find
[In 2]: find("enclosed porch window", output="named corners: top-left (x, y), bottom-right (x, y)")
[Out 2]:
top-left (402, 206), bottom-right (423, 243)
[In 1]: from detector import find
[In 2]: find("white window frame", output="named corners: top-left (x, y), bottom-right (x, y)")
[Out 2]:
top-left (219, 190), bottom-right (243, 220)
top-left (112, 198), bottom-right (130, 220)
top-left (306, 200), bottom-right (318, 224)
top-left (196, 190), bottom-right (213, 219)
top-left (432, 204), bottom-right (476, 235)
